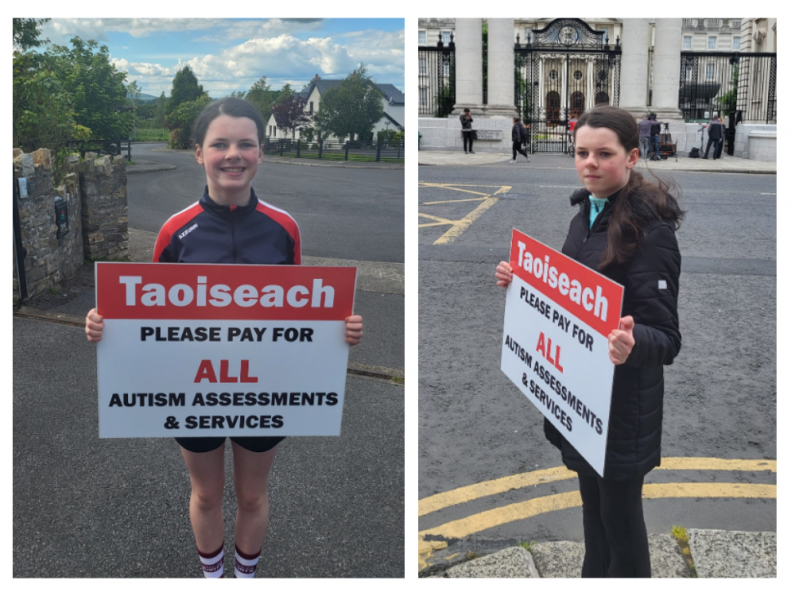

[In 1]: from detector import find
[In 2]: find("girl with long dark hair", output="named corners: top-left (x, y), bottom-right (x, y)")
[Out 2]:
top-left (496, 105), bottom-right (684, 577)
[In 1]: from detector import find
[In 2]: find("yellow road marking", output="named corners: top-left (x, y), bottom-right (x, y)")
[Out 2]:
top-left (419, 458), bottom-right (776, 516)
top-left (418, 183), bottom-right (510, 245)
top-left (417, 482), bottom-right (777, 570)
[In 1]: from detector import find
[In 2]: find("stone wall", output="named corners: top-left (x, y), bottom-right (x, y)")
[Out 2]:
top-left (13, 149), bottom-right (84, 301)
top-left (12, 149), bottom-right (128, 303)
top-left (733, 124), bottom-right (777, 161)
top-left (73, 153), bottom-right (129, 261)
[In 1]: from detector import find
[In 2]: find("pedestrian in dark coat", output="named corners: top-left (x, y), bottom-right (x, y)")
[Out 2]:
top-left (511, 116), bottom-right (529, 163)
top-left (496, 105), bottom-right (684, 578)
top-left (460, 108), bottom-right (475, 154)
top-left (704, 115), bottom-right (723, 159)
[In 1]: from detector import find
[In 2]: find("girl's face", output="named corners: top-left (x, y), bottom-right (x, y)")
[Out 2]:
top-left (195, 114), bottom-right (263, 205)
top-left (574, 125), bottom-right (638, 198)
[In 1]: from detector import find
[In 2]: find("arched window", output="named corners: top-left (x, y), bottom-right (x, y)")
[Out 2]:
top-left (570, 91), bottom-right (585, 118)
top-left (595, 91), bottom-right (609, 105)
top-left (546, 91), bottom-right (561, 122)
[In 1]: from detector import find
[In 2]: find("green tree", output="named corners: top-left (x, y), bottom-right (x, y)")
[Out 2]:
top-left (165, 66), bottom-right (205, 114)
top-left (164, 66), bottom-right (209, 148)
top-left (245, 76), bottom-right (274, 121)
top-left (13, 18), bottom-right (50, 52)
top-left (154, 91), bottom-right (167, 128)
top-left (272, 93), bottom-right (309, 139)
top-left (228, 90), bottom-right (246, 99)
top-left (314, 65), bottom-right (384, 142)
top-left (49, 37), bottom-right (133, 140)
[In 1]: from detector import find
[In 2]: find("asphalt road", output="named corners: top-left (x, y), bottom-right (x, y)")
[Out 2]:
top-left (127, 143), bottom-right (404, 263)
top-left (418, 160), bottom-right (776, 549)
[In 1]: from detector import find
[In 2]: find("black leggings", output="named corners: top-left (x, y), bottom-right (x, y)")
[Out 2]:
top-left (512, 141), bottom-right (527, 159)
top-left (578, 473), bottom-right (651, 577)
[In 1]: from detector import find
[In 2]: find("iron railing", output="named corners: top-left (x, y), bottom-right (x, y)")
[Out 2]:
top-left (418, 34), bottom-right (456, 117)
top-left (679, 51), bottom-right (776, 124)
top-left (262, 138), bottom-right (403, 162)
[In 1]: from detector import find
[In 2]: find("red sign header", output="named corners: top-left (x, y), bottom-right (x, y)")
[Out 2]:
top-left (509, 229), bottom-right (623, 338)
top-left (96, 263), bottom-right (356, 320)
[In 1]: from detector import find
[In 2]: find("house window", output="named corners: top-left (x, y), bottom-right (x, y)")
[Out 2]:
top-left (309, 101), bottom-right (314, 114)
top-left (441, 30), bottom-right (451, 44)
top-left (733, 36), bottom-right (740, 50)
top-left (683, 36), bottom-right (692, 50)
top-left (419, 30), bottom-right (426, 45)
top-left (419, 57), bottom-right (427, 76)
top-left (708, 36), bottom-right (717, 49)
top-left (706, 64), bottom-right (715, 80)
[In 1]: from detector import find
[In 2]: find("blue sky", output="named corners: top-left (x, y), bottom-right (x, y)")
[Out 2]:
top-left (39, 18), bottom-right (405, 98)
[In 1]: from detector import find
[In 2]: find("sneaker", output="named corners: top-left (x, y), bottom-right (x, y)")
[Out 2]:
top-left (510, 159), bottom-right (516, 163)
top-left (525, 155), bottom-right (530, 162)
top-left (469, 150), bottom-right (475, 154)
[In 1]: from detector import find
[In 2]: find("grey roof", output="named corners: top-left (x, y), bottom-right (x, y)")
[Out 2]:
top-left (302, 79), bottom-right (404, 105)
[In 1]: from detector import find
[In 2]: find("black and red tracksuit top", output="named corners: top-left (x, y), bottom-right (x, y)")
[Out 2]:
top-left (153, 188), bottom-right (301, 265)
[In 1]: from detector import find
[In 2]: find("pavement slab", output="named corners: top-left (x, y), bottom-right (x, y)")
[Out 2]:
top-left (689, 529), bottom-right (776, 578)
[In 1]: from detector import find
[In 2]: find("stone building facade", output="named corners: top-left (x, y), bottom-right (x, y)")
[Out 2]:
top-left (418, 18), bottom-right (776, 159)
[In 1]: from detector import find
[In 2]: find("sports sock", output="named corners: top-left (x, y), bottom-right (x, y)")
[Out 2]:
top-left (198, 543), bottom-right (224, 578)
top-left (234, 544), bottom-right (262, 578)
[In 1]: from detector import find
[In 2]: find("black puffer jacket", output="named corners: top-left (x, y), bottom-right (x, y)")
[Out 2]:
top-left (544, 187), bottom-right (682, 479)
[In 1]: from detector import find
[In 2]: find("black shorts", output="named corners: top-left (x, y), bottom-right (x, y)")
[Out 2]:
top-left (175, 436), bottom-right (285, 453)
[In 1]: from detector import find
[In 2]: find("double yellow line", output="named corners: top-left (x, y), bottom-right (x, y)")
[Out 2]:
top-left (418, 458), bottom-right (776, 570)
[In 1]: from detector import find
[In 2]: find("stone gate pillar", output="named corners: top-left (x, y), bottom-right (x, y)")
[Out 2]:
top-left (618, 18), bottom-right (651, 117)
top-left (484, 18), bottom-right (519, 117)
top-left (650, 18), bottom-right (684, 121)
top-left (453, 18), bottom-right (485, 114)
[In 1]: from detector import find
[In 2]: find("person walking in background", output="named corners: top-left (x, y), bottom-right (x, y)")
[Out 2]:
top-left (715, 116), bottom-right (727, 159)
top-left (649, 114), bottom-right (661, 160)
top-left (637, 113), bottom-right (652, 159)
top-left (460, 108), bottom-right (475, 154)
top-left (511, 117), bottom-right (529, 163)
top-left (495, 105), bottom-right (683, 577)
top-left (704, 114), bottom-right (722, 160)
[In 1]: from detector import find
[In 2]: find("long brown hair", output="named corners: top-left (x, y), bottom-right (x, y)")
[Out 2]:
top-left (573, 105), bottom-right (685, 270)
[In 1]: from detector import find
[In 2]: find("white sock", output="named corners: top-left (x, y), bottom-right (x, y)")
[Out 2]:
top-left (234, 544), bottom-right (261, 578)
top-left (198, 543), bottom-right (224, 578)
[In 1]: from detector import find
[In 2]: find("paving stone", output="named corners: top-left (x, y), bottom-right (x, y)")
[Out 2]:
top-left (445, 547), bottom-right (539, 578)
top-left (689, 529), bottom-right (776, 578)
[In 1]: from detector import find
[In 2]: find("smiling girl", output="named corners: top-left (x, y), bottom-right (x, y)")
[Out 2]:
top-left (85, 98), bottom-right (363, 578)
top-left (496, 105), bottom-right (684, 577)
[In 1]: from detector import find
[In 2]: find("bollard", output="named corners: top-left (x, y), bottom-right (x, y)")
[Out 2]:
top-left (344, 143), bottom-right (349, 161)
top-left (376, 141), bottom-right (381, 162)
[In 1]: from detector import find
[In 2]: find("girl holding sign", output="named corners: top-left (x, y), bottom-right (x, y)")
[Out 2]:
top-left (496, 105), bottom-right (683, 577)
top-left (85, 98), bottom-right (363, 578)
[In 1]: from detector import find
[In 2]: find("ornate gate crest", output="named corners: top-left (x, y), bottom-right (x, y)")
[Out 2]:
top-left (515, 18), bottom-right (622, 153)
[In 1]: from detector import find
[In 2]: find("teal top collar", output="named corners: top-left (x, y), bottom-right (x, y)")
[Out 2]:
top-left (589, 195), bottom-right (609, 229)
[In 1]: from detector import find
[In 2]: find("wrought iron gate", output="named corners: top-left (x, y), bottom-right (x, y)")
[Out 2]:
top-left (418, 34), bottom-right (456, 117)
top-left (515, 19), bottom-right (622, 153)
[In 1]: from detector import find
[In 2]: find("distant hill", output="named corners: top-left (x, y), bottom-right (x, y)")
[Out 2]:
top-left (127, 92), bottom-right (160, 102)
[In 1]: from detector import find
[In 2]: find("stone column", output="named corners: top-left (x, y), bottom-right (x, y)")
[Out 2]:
top-left (453, 18), bottom-right (485, 115)
top-left (650, 18), bottom-right (684, 120)
top-left (484, 18), bottom-right (518, 117)
top-left (618, 18), bottom-right (651, 117)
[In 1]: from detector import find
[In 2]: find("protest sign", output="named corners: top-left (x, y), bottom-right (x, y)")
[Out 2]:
top-left (500, 229), bottom-right (623, 476)
top-left (96, 262), bottom-right (356, 438)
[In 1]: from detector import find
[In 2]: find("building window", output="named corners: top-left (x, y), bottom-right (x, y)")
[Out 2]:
top-left (729, 19), bottom-right (741, 28)
top-left (706, 19), bottom-right (720, 29)
top-left (442, 31), bottom-right (451, 44)
top-left (706, 64), bottom-right (715, 80)
top-left (683, 36), bottom-right (692, 50)
top-left (419, 57), bottom-right (427, 76)
top-left (548, 69), bottom-right (558, 80)
top-left (733, 36), bottom-right (740, 50)
top-left (708, 36), bottom-right (717, 49)
top-left (309, 101), bottom-right (314, 115)
top-left (573, 69), bottom-right (583, 81)
top-left (419, 30), bottom-right (426, 45)
top-left (419, 87), bottom-right (427, 108)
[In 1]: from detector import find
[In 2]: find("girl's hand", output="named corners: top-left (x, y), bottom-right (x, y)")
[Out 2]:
top-left (345, 315), bottom-right (363, 346)
top-left (608, 315), bottom-right (635, 365)
top-left (85, 308), bottom-right (104, 343)
top-left (495, 261), bottom-right (513, 288)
